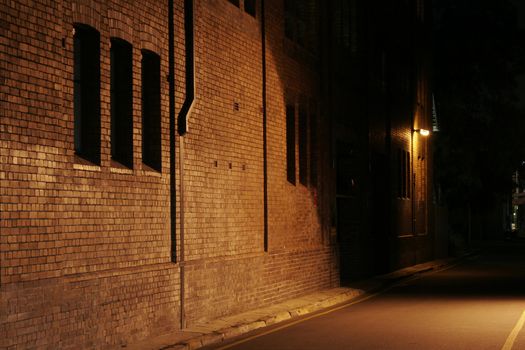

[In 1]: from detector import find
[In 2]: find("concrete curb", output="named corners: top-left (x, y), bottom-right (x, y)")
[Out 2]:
top-left (135, 253), bottom-right (477, 350)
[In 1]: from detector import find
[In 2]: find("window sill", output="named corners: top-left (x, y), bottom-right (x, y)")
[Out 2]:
top-left (73, 154), bottom-right (101, 172)
top-left (141, 163), bottom-right (162, 177)
top-left (110, 159), bottom-right (133, 174)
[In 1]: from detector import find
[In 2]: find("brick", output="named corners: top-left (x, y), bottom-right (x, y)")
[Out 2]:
top-left (0, 0), bottom-right (433, 348)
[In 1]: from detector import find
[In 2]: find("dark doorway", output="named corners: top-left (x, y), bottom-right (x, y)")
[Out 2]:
top-left (370, 151), bottom-right (390, 274)
top-left (336, 141), bottom-right (366, 282)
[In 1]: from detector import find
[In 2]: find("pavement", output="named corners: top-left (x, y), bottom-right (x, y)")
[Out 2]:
top-left (123, 254), bottom-right (473, 350)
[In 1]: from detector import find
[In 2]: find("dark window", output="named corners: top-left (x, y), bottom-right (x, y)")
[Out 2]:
top-left (286, 105), bottom-right (296, 184)
top-left (141, 50), bottom-right (162, 172)
top-left (333, 0), bottom-right (350, 48)
top-left (406, 151), bottom-right (411, 198)
top-left (284, 0), bottom-right (304, 46)
top-left (332, 0), bottom-right (357, 52)
top-left (404, 149), bottom-right (407, 198)
top-left (110, 38), bottom-right (133, 168)
top-left (74, 24), bottom-right (101, 164)
top-left (244, 0), bottom-right (256, 16)
top-left (310, 110), bottom-right (318, 186)
top-left (298, 107), bottom-right (308, 186)
top-left (397, 149), bottom-right (403, 198)
top-left (336, 141), bottom-right (355, 196)
top-left (284, 0), bottom-right (318, 51)
top-left (417, 0), bottom-right (424, 22)
top-left (397, 149), bottom-right (411, 199)
top-left (228, 0), bottom-right (240, 7)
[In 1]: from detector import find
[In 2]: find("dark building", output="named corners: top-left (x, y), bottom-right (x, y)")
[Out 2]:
top-left (0, 0), bottom-right (435, 348)
top-left (326, 0), bottom-right (435, 280)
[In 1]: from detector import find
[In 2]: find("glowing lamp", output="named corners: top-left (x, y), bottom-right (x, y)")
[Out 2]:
top-left (415, 128), bottom-right (430, 136)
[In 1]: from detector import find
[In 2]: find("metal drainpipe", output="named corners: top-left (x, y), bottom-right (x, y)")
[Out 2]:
top-left (168, 0), bottom-right (176, 263)
top-left (178, 0), bottom-right (195, 330)
top-left (179, 137), bottom-right (186, 329)
top-left (261, 0), bottom-right (268, 251)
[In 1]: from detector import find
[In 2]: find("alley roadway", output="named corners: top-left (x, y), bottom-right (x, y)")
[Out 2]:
top-left (206, 241), bottom-right (525, 350)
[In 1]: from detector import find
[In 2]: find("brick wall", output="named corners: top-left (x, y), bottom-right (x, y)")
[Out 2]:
top-left (181, 0), bottom-right (336, 329)
top-left (0, 0), bottom-right (338, 348)
top-left (330, 0), bottom-right (435, 277)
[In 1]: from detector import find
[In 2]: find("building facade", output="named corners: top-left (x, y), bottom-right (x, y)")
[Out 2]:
top-left (328, 0), bottom-right (435, 280)
top-left (0, 0), bottom-right (434, 348)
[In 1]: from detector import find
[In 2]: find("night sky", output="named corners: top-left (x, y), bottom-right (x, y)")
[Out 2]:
top-left (432, 0), bottom-right (525, 222)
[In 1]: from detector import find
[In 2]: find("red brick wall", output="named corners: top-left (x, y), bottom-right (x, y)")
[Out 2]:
top-left (184, 0), bottom-right (264, 261)
top-left (181, 0), bottom-right (336, 328)
top-left (0, 0), bottom-right (338, 348)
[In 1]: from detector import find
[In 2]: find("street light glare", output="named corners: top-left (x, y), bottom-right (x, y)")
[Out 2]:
top-left (419, 129), bottom-right (430, 136)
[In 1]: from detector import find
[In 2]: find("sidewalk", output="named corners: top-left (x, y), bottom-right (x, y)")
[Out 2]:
top-left (123, 255), bottom-right (472, 350)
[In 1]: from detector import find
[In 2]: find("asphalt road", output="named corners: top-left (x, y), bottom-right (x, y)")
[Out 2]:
top-left (208, 241), bottom-right (525, 350)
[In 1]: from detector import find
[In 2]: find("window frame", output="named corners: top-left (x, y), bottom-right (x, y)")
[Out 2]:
top-left (397, 148), bottom-right (411, 199)
top-left (286, 104), bottom-right (296, 185)
top-left (298, 107), bottom-right (308, 186)
top-left (73, 23), bottom-right (101, 165)
top-left (141, 49), bottom-right (162, 172)
top-left (309, 106), bottom-right (318, 187)
top-left (110, 37), bottom-right (134, 169)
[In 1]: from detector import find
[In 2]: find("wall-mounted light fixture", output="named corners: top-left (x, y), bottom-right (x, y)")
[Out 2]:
top-left (414, 128), bottom-right (430, 137)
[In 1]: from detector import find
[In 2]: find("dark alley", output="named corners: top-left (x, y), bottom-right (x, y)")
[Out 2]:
top-left (3, 0), bottom-right (525, 349)
top-left (205, 241), bottom-right (525, 350)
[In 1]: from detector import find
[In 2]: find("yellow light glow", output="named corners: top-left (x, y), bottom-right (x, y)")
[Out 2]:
top-left (418, 129), bottom-right (430, 136)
